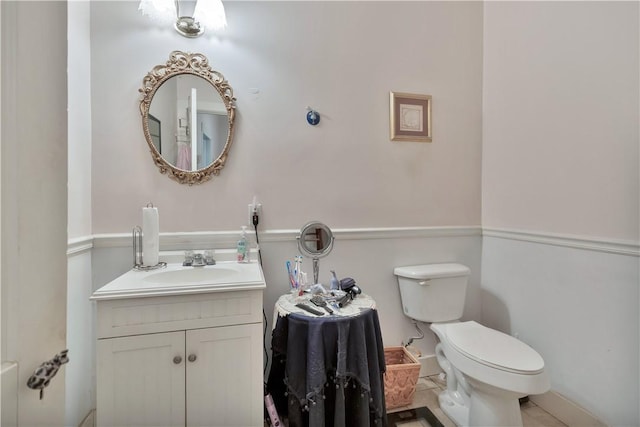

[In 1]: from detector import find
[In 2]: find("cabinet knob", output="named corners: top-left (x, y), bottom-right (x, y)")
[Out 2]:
top-left (188, 354), bottom-right (197, 362)
top-left (173, 356), bottom-right (182, 364)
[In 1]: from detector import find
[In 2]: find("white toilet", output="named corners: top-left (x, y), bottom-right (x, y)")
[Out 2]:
top-left (394, 263), bottom-right (550, 427)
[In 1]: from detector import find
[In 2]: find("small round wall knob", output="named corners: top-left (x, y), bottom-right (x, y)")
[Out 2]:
top-left (306, 108), bottom-right (320, 126)
top-left (188, 354), bottom-right (197, 362)
top-left (173, 356), bottom-right (182, 364)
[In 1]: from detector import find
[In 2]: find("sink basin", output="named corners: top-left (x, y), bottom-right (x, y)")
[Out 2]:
top-left (144, 265), bottom-right (248, 286)
top-left (90, 262), bottom-right (266, 300)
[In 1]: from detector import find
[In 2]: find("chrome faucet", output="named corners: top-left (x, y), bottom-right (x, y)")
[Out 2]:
top-left (192, 253), bottom-right (205, 267)
top-left (183, 251), bottom-right (215, 267)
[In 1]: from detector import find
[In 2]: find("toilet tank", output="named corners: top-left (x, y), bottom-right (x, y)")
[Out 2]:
top-left (394, 263), bottom-right (470, 323)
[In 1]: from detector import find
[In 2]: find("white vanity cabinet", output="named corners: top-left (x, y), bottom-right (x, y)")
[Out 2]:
top-left (97, 331), bottom-right (186, 427)
top-left (92, 264), bottom-right (266, 427)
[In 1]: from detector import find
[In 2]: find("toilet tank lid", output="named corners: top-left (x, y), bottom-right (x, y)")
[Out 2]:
top-left (394, 263), bottom-right (470, 280)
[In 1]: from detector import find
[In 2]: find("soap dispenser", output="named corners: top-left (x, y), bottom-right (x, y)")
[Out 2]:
top-left (237, 226), bottom-right (249, 263)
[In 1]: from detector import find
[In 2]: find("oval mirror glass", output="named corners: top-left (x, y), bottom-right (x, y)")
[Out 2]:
top-left (140, 51), bottom-right (236, 185)
top-left (298, 222), bottom-right (334, 258)
top-left (149, 75), bottom-right (229, 171)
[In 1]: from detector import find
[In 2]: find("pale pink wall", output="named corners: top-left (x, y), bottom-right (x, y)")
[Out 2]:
top-left (2, 2), bottom-right (68, 425)
top-left (482, 1), bottom-right (639, 242)
top-left (90, 1), bottom-right (483, 233)
top-left (481, 3), bottom-right (639, 425)
top-left (68, 1), bottom-right (92, 239)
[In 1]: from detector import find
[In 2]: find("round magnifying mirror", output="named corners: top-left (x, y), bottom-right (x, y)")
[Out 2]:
top-left (297, 221), bottom-right (334, 284)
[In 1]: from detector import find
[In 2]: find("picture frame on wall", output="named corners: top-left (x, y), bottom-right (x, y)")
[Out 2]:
top-left (389, 92), bottom-right (432, 142)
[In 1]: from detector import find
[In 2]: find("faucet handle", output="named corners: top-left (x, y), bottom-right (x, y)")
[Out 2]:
top-left (183, 250), bottom-right (194, 266)
top-left (204, 250), bottom-right (216, 265)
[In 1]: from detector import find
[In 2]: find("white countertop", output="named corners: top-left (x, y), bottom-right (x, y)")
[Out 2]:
top-left (91, 261), bottom-right (266, 301)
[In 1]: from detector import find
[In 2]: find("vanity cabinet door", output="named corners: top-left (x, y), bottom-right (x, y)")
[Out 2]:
top-left (186, 323), bottom-right (263, 427)
top-left (97, 331), bottom-right (186, 427)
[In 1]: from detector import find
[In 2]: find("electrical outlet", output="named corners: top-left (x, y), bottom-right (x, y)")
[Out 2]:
top-left (247, 201), bottom-right (262, 226)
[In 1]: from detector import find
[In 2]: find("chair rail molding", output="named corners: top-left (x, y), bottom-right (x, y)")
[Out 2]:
top-left (82, 226), bottom-right (481, 251)
top-left (67, 236), bottom-right (94, 256)
top-left (482, 227), bottom-right (639, 257)
top-left (70, 227), bottom-right (638, 257)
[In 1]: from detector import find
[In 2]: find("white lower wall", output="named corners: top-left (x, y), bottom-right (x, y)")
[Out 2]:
top-left (1, 361), bottom-right (18, 427)
top-left (90, 227), bottom-right (482, 378)
top-left (66, 247), bottom-right (95, 427)
top-left (481, 233), bottom-right (639, 426)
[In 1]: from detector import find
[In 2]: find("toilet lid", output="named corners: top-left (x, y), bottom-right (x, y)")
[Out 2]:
top-left (446, 321), bottom-right (545, 374)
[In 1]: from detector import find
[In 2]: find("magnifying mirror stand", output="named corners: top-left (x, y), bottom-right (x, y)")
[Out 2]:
top-left (312, 258), bottom-right (320, 285)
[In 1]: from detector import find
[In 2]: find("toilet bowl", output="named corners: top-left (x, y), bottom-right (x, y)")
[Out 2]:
top-left (394, 264), bottom-right (550, 427)
top-left (431, 321), bottom-right (549, 426)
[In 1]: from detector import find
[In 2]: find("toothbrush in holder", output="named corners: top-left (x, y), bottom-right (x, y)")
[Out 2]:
top-left (286, 261), bottom-right (297, 290)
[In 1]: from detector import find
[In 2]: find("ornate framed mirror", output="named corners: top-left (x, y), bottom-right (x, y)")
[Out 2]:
top-left (139, 51), bottom-right (236, 185)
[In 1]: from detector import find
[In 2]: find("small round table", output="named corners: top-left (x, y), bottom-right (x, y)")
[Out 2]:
top-left (268, 292), bottom-right (387, 427)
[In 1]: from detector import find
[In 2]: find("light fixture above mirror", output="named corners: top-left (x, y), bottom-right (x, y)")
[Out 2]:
top-left (139, 0), bottom-right (227, 38)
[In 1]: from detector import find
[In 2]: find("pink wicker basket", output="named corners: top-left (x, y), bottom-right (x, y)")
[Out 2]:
top-left (384, 346), bottom-right (421, 410)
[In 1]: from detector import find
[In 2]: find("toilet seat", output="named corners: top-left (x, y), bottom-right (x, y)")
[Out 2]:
top-left (445, 321), bottom-right (544, 375)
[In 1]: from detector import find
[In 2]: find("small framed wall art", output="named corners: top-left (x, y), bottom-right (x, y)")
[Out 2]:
top-left (389, 92), bottom-right (432, 142)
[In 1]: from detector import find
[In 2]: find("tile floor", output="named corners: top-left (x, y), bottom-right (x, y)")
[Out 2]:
top-left (267, 374), bottom-right (568, 427)
top-left (387, 375), bottom-right (568, 427)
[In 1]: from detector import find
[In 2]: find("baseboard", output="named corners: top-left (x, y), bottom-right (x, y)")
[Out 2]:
top-left (417, 354), bottom-right (442, 378)
top-left (530, 391), bottom-right (607, 427)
